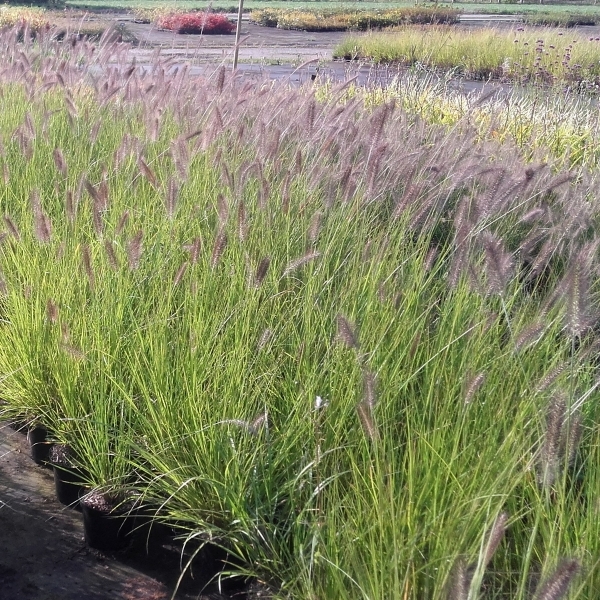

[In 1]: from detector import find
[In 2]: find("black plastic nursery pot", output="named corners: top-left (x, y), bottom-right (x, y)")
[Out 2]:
top-left (53, 466), bottom-right (85, 508)
top-left (80, 490), bottom-right (135, 551)
top-left (49, 444), bottom-right (85, 508)
top-left (27, 425), bottom-right (53, 466)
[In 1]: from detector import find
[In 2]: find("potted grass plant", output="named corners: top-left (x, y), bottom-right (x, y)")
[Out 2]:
top-left (66, 386), bottom-right (139, 551)
top-left (77, 448), bottom-right (138, 552)
top-left (79, 486), bottom-right (136, 551)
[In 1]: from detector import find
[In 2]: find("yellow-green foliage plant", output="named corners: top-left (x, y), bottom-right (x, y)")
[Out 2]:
top-left (0, 25), bottom-right (599, 600)
top-left (313, 70), bottom-right (600, 170)
top-left (0, 6), bottom-right (48, 32)
top-left (335, 26), bottom-right (600, 87)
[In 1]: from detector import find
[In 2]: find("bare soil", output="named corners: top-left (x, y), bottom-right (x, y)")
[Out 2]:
top-left (49, 11), bottom-right (347, 63)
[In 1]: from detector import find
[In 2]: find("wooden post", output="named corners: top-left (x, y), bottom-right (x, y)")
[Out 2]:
top-left (233, 0), bottom-right (244, 71)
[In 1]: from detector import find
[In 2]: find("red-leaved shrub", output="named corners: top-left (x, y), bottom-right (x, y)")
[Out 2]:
top-left (156, 12), bottom-right (235, 34)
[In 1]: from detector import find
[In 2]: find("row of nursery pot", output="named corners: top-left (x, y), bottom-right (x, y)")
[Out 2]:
top-left (8, 417), bottom-right (240, 599)
top-left (15, 419), bottom-right (226, 582)
top-left (14, 423), bottom-right (152, 553)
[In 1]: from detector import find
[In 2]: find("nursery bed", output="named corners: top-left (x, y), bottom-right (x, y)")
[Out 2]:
top-left (0, 423), bottom-right (265, 600)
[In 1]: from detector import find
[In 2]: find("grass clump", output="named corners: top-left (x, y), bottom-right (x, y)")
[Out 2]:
top-left (131, 5), bottom-right (171, 23)
top-left (250, 6), bottom-right (459, 32)
top-left (0, 22), bottom-right (599, 600)
top-left (335, 25), bottom-right (600, 87)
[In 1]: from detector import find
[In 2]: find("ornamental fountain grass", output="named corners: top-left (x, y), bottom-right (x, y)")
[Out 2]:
top-left (0, 26), bottom-right (598, 599)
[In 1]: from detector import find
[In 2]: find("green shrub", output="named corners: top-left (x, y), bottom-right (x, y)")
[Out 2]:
top-left (0, 6), bottom-right (49, 31)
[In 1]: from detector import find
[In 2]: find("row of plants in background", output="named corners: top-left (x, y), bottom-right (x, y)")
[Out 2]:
top-left (0, 6), bottom-right (121, 41)
top-left (250, 6), bottom-right (460, 31)
top-left (335, 25), bottom-right (600, 87)
top-left (314, 68), bottom-right (600, 169)
top-left (523, 11), bottom-right (598, 27)
top-left (131, 5), bottom-right (175, 23)
top-left (0, 24), bottom-right (600, 600)
top-left (63, 0), bottom-right (600, 14)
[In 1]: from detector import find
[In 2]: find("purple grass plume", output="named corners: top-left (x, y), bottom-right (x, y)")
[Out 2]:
top-left (532, 559), bottom-right (579, 600)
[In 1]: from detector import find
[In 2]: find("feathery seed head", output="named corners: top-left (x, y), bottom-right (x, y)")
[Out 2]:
top-left (446, 558), bottom-right (470, 600)
top-left (308, 211), bottom-right (323, 245)
top-left (165, 177), bottom-right (179, 220)
top-left (46, 299), bottom-right (59, 324)
top-left (4, 215), bottom-right (20, 241)
top-left (183, 237), bottom-right (202, 264)
top-left (81, 244), bottom-right (95, 290)
top-left (535, 364), bottom-right (566, 395)
top-left (104, 239), bottom-right (119, 270)
top-left (258, 328), bottom-right (273, 351)
top-left (127, 230), bottom-right (144, 270)
top-left (173, 261), bottom-right (188, 286)
top-left (31, 190), bottom-right (51, 243)
top-left (215, 65), bottom-right (226, 94)
top-left (560, 409), bottom-right (583, 468)
top-left (482, 512), bottom-right (508, 568)
top-left (482, 231), bottom-right (513, 296)
top-left (336, 314), bottom-right (359, 350)
top-left (464, 371), bottom-right (486, 405)
top-left (254, 257), bottom-right (271, 287)
top-left (356, 401), bottom-right (379, 442)
top-left (282, 251), bottom-right (320, 277)
top-left (116, 210), bottom-right (130, 236)
top-left (249, 411), bottom-right (267, 435)
top-left (138, 157), bottom-right (157, 189)
top-left (539, 393), bottom-right (567, 488)
top-left (532, 559), bottom-right (579, 600)
top-left (513, 322), bottom-right (546, 353)
top-left (217, 193), bottom-right (229, 227)
top-left (211, 228), bottom-right (228, 270)
top-left (237, 201), bottom-right (248, 242)
top-left (53, 148), bottom-right (67, 177)
top-left (363, 369), bottom-right (377, 409)
top-left (563, 242), bottom-right (598, 339)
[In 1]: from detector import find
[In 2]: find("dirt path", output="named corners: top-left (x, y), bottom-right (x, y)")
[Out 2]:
top-left (52, 11), bottom-right (347, 63)
top-left (0, 423), bottom-right (247, 600)
top-left (125, 18), bottom-right (347, 62)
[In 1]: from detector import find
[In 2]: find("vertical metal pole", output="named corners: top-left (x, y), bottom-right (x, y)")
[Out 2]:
top-left (233, 0), bottom-right (244, 71)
